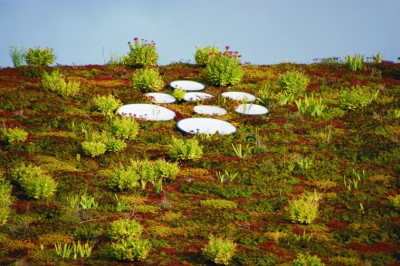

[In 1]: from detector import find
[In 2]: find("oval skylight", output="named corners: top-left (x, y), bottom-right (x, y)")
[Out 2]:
top-left (118, 104), bottom-right (176, 121)
top-left (183, 92), bottom-right (213, 102)
top-left (169, 80), bottom-right (205, 91)
top-left (235, 104), bottom-right (269, 115)
top-left (221, 91), bottom-right (256, 102)
top-left (177, 118), bottom-right (236, 135)
top-left (193, 105), bottom-right (227, 116)
top-left (145, 93), bottom-right (176, 104)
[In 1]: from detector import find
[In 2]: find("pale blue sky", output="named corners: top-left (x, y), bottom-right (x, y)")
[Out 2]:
top-left (1, 0), bottom-right (399, 66)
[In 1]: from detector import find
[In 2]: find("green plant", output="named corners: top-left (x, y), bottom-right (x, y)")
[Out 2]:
top-left (81, 131), bottom-right (127, 157)
top-left (292, 253), bottom-right (325, 266)
top-left (295, 94), bottom-right (326, 116)
top-left (277, 71), bottom-right (309, 104)
top-left (344, 54), bottom-right (364, 71)
top-left (24, 47), bottom-right (56, 67)
top-left (93, 95), bottom-right (122, 119)
top-left (42, 70), bottom-right (80, 96)
top-left (339, 85), bottom-right (379, 110)
top-left (54, 241), bottom-right (94, 259)
top-left (131, 68), bottom-right (164, 92)
top-left (200, 199), bottom-right (238, 209)
top-left (204, 46), bottom-right (244, 86)
top-left (286, 191), bottom-right (321, 224)
top-left (194, 45), bottom-right (220, 67)
top-left (81, 141), bottom-right (107, 157)
top-left (110, 116), bottom-right (139, 140)
top-left (172, 88), bottom-right (186, 101)
top-left (388, 194), bottom-right (400, 211)
top-left (0, 127), bottom-right (28, 144)
top-left (9, 46), bottom-right (26, 67)
top-left (108, 218), bottom-right (143, 241)
top-left (11, 164), bottom-right (57, 200)
top-left (108, 164), bottom-right (140, 191)
top-left (372, 52), bottom-right (384, 63)
top-left (154, 159), bottom-right (180, 180)
top-left (114, 195), bottom-right (130, 212)
top-left (216, 170), bottom-right (238, 183)
top-left (231, 143), bottom-right (253, 158)
top-left (123, 37), bottom-right (158, 67)
top-left (202, 234), bottom-right (236, 265)
top-left (79, 194), bottom-right (98, 209)
top-left (168, 137), bottom-right (203, 161)
top-left (0, 177), bottom-right (13, 225)
top-left (112, 238), bottom-right (151, 261)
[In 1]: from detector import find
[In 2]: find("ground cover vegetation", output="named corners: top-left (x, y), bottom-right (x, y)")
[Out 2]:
top-left (0, 42), bottom-right (399, 265)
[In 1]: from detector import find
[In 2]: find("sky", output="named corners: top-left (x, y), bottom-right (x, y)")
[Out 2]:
top-left (1, 0), bottom-right (399, 66)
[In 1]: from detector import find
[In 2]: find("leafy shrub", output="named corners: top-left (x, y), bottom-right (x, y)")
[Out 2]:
top-left (277, 71), bottom-right (309, 104)
top-left (204, 46), bottom-right (244, 86)
top-left (11, 164), bottom-right (57, 200)
top-left (286, 191), bottom-right (321, 224)
top-left (42, 70), bottom-right (80, 96)
top-left (168, 137), bottom-right (204, 161)
top-left (372, 52), bottom-right (384, 63)
top-left (339, 85), bottom-right (379, 110)
top-left (154, 159), bottom-right (179, 180)
top-left (344, 54), bottom-right (364, 71)
top-left (9, 46), bottom-right (26, 67)
top-left (0, 127), bottom-right (28, 144)
top-left (109, 218), bottom-right (151, 261)
top-left (200, 199), bottom-right (238, 209)
top-left (131, 68), bottom-right (164, 92)
top-left (388, 194), bottom-right (400, 211)
top-left (108, 218), bottom-right (143, 241)
top-left (172, 88), bottom-right (186, 101)
top-left (24, 47), bottom-right (56, 67)
top-left (112, 238), bottom-right (151, 261)
top-left (108, 164), bottom-right (140, 191)
top-left (194, 45), bottom-right (220, 67)
top-left (93, 95), bottom-right (122, 119)
top-left (124, 37), bottom-right (158, 67)
top-left (110, 116), bottom-right (139, 140)
top-left (81, 141), bottom-right (107, 157)
top-left (81, 131), bottom-right (126, 157)
top-left (202, 234), bottom-right (236, 265)
top-left (0, 177), bottom-right (13, 225)
top-left (292, 253), bottom-right (325, 266)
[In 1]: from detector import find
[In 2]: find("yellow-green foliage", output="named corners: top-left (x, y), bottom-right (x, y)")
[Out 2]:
top-left (11, 164), bottom-right (57, 200)
top-left (93, 94), bottom-right (122, 118)
top-left (194, 45), bottom-right (220, 66)
top-left (82, 131), bottom-right (126, 157)
top-left (110, 116), bottom-right (140, 140)
top-left (1, 127), bottom-right (28, 144)
top-left (124, 38), bottom-right (158, 67)
top-left (202, 234), bottom-right (236, 265)
top-left (204, 46), bottom-right (244, 86)
top-left (0, 177), bottom-right (13, 225)
top-left (200, 199), bottom-right (238, 209)
top-left (109, 218), bottom-right (151, 261)
top-left (286, 191), bottom-right (321, 224)
top-left (108, 218), bottom-right (143, 241)
top-left (277, 71), bottom-right (309, 104)
top-left (388, 194), bottom-right (400, 210)
top-left (131, 68), bottom-right (164, 92)
top-left (25, 47), bottom-right (56, 67)
top-left (168, 137), bottom-right (203, 161)
top-left (292, 253), bottom-right (325, 266)
top-left (42, 70), bottom-right (80, 96)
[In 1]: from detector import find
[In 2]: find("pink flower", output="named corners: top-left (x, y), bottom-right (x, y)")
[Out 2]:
top-left (134, 37), bottom-right (138, 41)
top-left (225, 45), bottom-right (230, 50)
